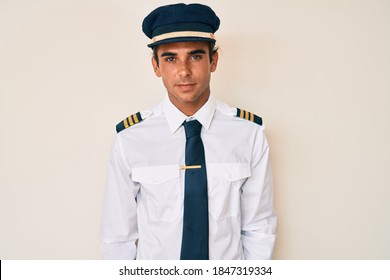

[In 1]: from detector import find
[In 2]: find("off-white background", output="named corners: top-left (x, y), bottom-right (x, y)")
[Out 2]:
top-left (1, 0), bottom-right (389, 259)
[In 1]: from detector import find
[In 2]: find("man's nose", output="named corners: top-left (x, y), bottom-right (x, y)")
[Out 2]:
top-left (177, 60), bottom-right (191, 77)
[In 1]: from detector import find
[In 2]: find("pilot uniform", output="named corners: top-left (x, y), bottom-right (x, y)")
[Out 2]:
top-left (100, 3), bottom-right (276, 260)
top-left (101, 96), bottom-right (276, 259)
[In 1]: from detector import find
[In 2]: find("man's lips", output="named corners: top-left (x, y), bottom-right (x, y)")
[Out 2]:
top-left (176, 83), bottom-right (196, 91)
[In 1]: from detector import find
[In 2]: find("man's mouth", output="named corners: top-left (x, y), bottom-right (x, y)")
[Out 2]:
top-left (176, 83), bottom-right (196, 91)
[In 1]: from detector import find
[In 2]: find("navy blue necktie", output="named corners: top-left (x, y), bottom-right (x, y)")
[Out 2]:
top-left (180, 119), bottom-right (209, 260)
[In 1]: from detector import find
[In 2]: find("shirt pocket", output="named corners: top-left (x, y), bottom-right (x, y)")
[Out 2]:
top-left (132, 165), bottom-right (182, 223)
top-left (207, 163), bottom-right (251, 221)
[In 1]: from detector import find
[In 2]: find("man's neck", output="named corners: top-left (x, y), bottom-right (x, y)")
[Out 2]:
top-left (168, 92), bottom-right (210, 117)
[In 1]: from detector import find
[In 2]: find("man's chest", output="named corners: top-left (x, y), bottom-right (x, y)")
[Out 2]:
top-left (120, 118), bottom-right (256, 166)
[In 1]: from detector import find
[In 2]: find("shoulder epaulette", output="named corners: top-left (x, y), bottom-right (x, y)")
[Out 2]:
top-left (236, 108), bottom-right (263, 126)
top-left (116, 112), bottom-right (143, 133)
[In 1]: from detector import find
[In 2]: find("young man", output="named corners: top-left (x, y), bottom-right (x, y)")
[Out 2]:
top-left (100, 3), bottom-right (276, 260)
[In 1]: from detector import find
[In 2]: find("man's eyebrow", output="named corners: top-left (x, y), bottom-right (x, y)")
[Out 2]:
top-left (188, 49), bottom-right (207, 55)
top-left (160, 49), bottom-right (206, 57)
top-left (160, 52), bottom-right (177, 57)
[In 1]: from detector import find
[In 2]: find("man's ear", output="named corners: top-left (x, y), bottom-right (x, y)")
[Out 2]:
top-left (210, 51), bottom-right (219, 73)
top-left (152, 57), bottom-right (161, 77)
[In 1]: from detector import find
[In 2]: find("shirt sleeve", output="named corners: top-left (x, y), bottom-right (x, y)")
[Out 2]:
top-left (100, 134), bottom-right (139, 259)
top-left (241, 127), bottom-right (277, 260)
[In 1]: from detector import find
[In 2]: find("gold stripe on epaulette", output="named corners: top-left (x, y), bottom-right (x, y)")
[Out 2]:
top-left (124, 118), bottom-right (129, 128)
top-left (240, 109), bottom-right (244, 119)
top-left (128, 115), bottom-right (134, 126)
top-left (250, 112), bottom-right (254, 122)
top-left (133, 113), bottom-right (139, 124)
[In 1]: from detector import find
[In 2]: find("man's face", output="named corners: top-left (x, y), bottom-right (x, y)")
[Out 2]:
top-left (152, 41), bottom-right (218, 115)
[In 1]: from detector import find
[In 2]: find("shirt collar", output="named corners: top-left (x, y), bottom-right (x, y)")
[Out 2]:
top-left (162, 95), bottom-right (216, 134)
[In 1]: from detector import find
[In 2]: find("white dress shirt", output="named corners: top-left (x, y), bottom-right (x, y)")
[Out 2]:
top-left (100, 96), bottom-right (276, 260)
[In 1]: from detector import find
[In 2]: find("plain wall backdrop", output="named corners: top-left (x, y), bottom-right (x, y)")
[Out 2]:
top-left (1, 0), bottom-right (389, 259)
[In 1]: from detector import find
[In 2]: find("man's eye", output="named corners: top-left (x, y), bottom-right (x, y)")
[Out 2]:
top-left (190, 55), bottom-right (202, 60)
top-left (165, 57), bottom-right (176, 62)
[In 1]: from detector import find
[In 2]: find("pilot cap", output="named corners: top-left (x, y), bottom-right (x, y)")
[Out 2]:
top-left (142, 3), bottom-right (220, 48)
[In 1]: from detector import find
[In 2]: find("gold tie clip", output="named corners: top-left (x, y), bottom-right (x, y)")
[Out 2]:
top-left (179, 165), bottom-right (202, 170)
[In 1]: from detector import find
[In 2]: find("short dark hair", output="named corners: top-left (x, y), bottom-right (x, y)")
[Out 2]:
top-left (153, 42), bottom-right (218, 66)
